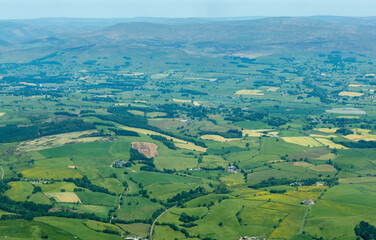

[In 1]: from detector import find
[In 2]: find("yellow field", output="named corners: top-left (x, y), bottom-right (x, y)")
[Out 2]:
top-left (293, 162), bottom-right (314, 168)
top-left (121, 72), bottom-right (144, 76)
top-left (298, 186), bottom-right (327, 192)
top-left (343, 128), bottom-right (376, 142)
top-left (128, 110), bottom-right (144, 116)
top-left (310, 164), bottom-right (337, 172)
top-left (266, 87), bottom-right (280, 91)
top-left (151, 73), bottom-right (170, 79)
top-left (235, 89), bottom-right (264, 95)
top-left (315, 128), bottom-right (339, 133)
top-left (183, 77), bottom-right (217, 82)
top-left (336, 116), bottom-right (360, 119)
top-left (172, 98), bottom-right (191, 103)
top-left (309, 134), bottom-right (337, 138)
top-left (293, 162), bottom-right (336, 172)
top-left (200, 135), bottom-right (240, 142)
top-left (338, 91), bottom-right (363, 97)
top-left (339, 177), bottom-right (376, 184)
top-left (242, 129), bottom-right (274, 137)
top-left (175, 143), bottom-right (206, 152)
top-left (121, 126), bottom-right (206, 152)
top-left (134, 100), bottom-right (148, 103)
top-left (349, 84), bottom-right (366, 87)
top-left (17, 130), bottom-right (110, 152)
top-left (282, 137), bottom-right (322, 147)
top-left (193, 101), bottom-right (201, 106)
top-left (314, 138), bottom-right (348, 149)
top-left (0, 112), bottom-right (4, 117)
top-left (314, 152), bottom-right (336, 161)
top-left (45, 192), bottom-right (81, 203)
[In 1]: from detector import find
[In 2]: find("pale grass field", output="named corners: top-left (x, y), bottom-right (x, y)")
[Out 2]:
top-left (45, 192), bottom-right (81, 203)
top-left (282, 137), bottom-right (322, 147)
top-left (235, 89), bottom-right (264, 95)
top-left (338, 91), bottom-right (363, 97)
top-left (200, 134), bottom-right (240, 142)
top-left (17, 130), bottom-right (110, 152)
top-left (314, 128), bottom-right (339, 133)
top-left (314, 138), bottom-right (348, 149)
top-left (121, 126), bottom-right (206, 152)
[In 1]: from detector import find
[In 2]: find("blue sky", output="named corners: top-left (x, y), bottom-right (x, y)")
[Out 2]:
top-left (1, 0), bottom-right (376, 19)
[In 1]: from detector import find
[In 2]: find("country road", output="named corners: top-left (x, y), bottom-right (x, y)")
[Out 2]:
top-left (150, 205), bottom-right (177, 240)
top-left (299, 204), bottom-right (313, 234)
top-left (0, 166), bottom-right (4, 179)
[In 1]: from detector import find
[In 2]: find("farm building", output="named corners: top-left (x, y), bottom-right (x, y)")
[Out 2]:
top-left (226, 166), bottom-right (238, 173)
top-left (301, 199), bottom-right (315, 205)
top-left (113, 161), bottom-right (130, 168)
top-left (238, 237), bottom-right (265, 240)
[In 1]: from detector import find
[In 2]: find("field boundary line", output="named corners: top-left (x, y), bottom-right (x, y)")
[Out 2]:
top-left (149, 205), bottom-right (177, 240)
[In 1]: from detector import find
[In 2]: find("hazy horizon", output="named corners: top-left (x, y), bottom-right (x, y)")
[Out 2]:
top-left (1, 0), bottom-right (376, 19)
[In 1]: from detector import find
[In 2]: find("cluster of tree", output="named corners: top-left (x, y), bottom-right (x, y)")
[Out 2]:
top-left (64, 176), bottom-right (116, 196)
top-left (179, 89), bottom-right (207, 96)
top-left (0, 119), bottom-right (95, 143)
top-left (269, 189), bottom-right (287, 194)
top-left (266, 117), bottom-right (287, 127)
top-left (249, 177), bottom-right (338, 189)
top-left (200, 129), bottom-right (242, 138)
top-left (355, 221), bottom-right (376, 240)
top-left (335, 140), bottom-right (376, 149)
top-left (82, 96), bottom-right (116, 103)
top-left (54, 112), bottom-right (78, 118)
top-left (93, 107), bottom-right (149, 129)
top-left (109, 128), bottom-right (139, 137)
top-left (167, 187), bottom-right (207, 205)
top-left (129, 148), bottom-right (153, 162)
top-left (179, 212), bottom-right (199, 223)
top-left (336, 128), bottom-right (354, 135)
top-left (150, 135), bottom-right (176, 150)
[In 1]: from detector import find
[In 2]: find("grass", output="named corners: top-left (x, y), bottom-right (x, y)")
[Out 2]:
top-left (118, 223), bottom-right (150, 238)
top-left (45, 192), bottom-right (81, 203)
top-left (5, 181), bottom-right (34, 202)
top-left (57, 203), bottom-right (113, 218)
top-left (314, 138), bottom-right (348, 149)
top-left (235, 89), bottom-right (264, 95)
top-left (92, 178), bottom-right (125, 195)
top-left (282, 137), bottom-right (322, 147)
top-left (35, 217), bottom-right (123, 240)
top-left (338, 91), bottom-right (364, 97)
top-left (28, 192), bottom-right (52, 204)
top-left (115, 196), bottom-right (162, 221)
top-left (0, 219), bottom-right (77, 239)
top-left (121, 126), bottom-right (206, 152)
top-left (200, 134), bottom-right (240, 142)
top-left (75, 191), bottom-right (118, 207)
top-left (128, 171), bottom-right (201, 186)
top-left (40, 182), bottom-right (78, 192)
top-left (17, 130), bottom-right (110, 152)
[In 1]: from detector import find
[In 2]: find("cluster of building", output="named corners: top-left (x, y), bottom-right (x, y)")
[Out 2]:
top-left (238, 237), bottom-right (265, 240)
top-left (301, 199), bottom-right (315, 206)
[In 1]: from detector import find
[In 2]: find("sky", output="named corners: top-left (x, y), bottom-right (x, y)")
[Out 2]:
top-left (0, 0), bottom-right (376, 19)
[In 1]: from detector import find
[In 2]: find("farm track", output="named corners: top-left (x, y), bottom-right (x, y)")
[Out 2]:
top-left (0, 166), bottom-right (3, 179)
top-left (149, 205), bottom-right (177, 240)
top-left (299, 204), bottom-right (313, 234)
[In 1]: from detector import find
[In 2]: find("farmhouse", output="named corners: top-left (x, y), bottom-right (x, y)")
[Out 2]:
top-left (125, 237), bottom-right (143, 240)
top-left (113, 161), bottom-right (129, 168)
top-left (314, 182), bottom-right (326, 186)
top-left (238, 237), bottom-right (265, 240)
top-left (301, 199), bottom-right (315, 206)
top-left (226, 166), bottom-right (238, 173)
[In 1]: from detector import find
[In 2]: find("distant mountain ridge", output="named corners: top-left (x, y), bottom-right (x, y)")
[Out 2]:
top-left (1, 16), bottom-right (376, 62)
